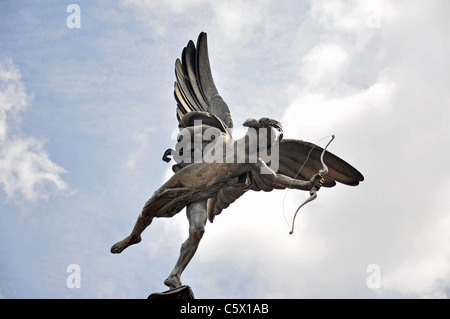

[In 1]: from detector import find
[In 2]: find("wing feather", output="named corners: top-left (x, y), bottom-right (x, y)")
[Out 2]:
top-left (174, 82), bottom-right (193, 115)
top-left (175, 59), bottom-right (201, 112)
top-left (184, 41), bottom-right (209, 111)
top-left (174, 32), bottom-right (233, 132)
top-left (196, 33), bottom-right (219, 104)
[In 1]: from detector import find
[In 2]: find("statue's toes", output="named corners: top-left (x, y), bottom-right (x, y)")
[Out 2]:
top-left (110, 235), bottom-right (142, 254)
top-left (110, 241), bottom-right (123, 254)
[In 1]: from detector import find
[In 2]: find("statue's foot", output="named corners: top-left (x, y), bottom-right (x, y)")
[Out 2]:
top-left (110, 235), bottom-right (141, 254)
top-left (164, 274), bottom-right (182, 289)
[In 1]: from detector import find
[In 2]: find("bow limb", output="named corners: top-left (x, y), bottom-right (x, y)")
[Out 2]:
top-left (289, 190), bottom-right (317, 234)
top-left (289, 135), bottom-right (335, 235)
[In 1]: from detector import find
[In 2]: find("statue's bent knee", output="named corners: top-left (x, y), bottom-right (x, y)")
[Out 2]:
top-left (189, 225), bottom-right (205, 241)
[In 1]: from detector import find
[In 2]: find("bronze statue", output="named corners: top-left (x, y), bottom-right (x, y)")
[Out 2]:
top-left (111, 32), bottom-right (364, 291)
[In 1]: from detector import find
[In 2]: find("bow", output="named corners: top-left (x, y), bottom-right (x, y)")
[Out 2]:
top-left (289, 135), bottom-right (335, 234)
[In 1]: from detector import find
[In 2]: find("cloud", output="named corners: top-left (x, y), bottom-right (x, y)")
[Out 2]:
top-left (283, 80), bottom-right (394, 138)
top-left (300, 42), bottom-right (350, 87)
top-left (123, 0), bottom-right (268, 38)
top-left (380, 179), bottom-right (450, 298)
top-left (0, 58), bottom-right (68, 201)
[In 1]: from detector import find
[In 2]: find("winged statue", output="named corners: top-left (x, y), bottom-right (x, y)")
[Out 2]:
top-left (111, 32), bottom-right (364, 290)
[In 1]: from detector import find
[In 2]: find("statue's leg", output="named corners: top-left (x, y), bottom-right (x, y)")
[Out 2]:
top-left (110, 209), bottom-right (154, 254)
top-left (164, 200), bottom-right (208, 289)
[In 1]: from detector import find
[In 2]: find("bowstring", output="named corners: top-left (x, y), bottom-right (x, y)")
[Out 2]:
top-left (282, 135), bottom-right (335, 232)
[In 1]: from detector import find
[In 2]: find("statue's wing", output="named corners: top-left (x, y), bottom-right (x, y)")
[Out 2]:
top-left (278, 139), bottom-right (364, 187)
top-left (250, 139), bottom-right (364, 191)
top-left (174, 32), bottom-right (233, 134)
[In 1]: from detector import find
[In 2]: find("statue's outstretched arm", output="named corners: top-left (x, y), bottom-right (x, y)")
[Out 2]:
top-left (253, 159), bottom-right (323, 191)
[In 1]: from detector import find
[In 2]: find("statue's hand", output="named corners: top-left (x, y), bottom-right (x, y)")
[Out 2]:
top-left (309, 173), bottom-right (324, 192)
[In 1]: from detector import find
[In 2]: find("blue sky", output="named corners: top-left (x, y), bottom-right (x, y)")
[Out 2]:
top-left (1, 0), bottom-right (449, 298)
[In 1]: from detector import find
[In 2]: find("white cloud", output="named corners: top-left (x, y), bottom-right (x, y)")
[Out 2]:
top-left (123, 0), bottom-right (272, 50)
top-left (380, 179), bottom-right (450, 298)
top-left (300, 43), bottom-right (350, 87)
top-left (0, 60), bottom-right (28, 142)
top-left (0, 58), bottom-right (68, 201)
top-left (310, 0), bottom-right (398, 33)
top-left (124, 0), bottom-right (206, 15)
top-left (283, 80), bottom-right (394, 138)
top-left (285, 0), bottom-right (398, 123)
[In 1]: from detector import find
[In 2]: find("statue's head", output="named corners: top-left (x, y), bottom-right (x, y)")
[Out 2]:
top-left (243, 118), bottom-right (260, 128)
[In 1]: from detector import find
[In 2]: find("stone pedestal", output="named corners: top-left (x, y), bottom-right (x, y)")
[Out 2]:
top-left (148, 285), bottom-right (195, 299)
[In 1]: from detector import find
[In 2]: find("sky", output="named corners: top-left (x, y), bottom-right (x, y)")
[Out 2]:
top-left (0, 0), bottom-right (449, 299)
